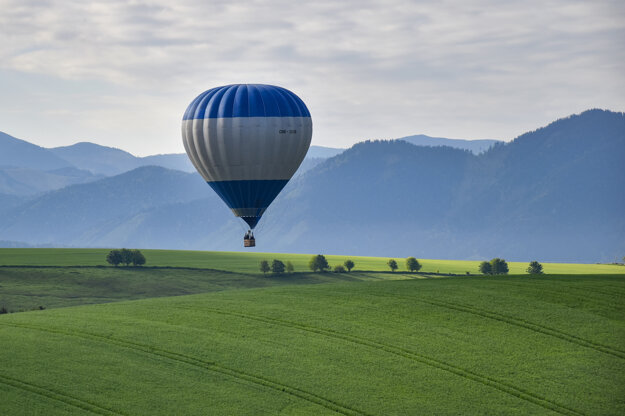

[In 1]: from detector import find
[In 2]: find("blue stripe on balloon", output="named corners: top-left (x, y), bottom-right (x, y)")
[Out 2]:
top-left (183, 84), bottom-right (310, 120)
top-left (207, 179), bottom-right (289, 222)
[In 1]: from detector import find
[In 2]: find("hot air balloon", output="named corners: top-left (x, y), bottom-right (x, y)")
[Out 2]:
top-left (182, 84), bottom-right (312, 247)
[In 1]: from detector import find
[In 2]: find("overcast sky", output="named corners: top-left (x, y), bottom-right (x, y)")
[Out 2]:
top-left (1, 0), bottom-right (623, 156)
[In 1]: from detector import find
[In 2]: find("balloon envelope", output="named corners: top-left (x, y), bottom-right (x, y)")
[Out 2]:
top-left (182, 84), bottom-right (312, 229)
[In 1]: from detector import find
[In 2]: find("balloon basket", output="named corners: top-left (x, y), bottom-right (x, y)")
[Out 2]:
top-left (244, 239), bottom-right (256, 248)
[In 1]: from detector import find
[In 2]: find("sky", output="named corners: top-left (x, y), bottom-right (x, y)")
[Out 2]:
top-left (1, 0), bottom-right (624, 156)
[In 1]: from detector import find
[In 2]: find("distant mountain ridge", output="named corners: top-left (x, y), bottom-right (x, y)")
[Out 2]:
top-left (396, 134), bottom-right (500, 154)
top-left (0, 131), bottom-right (71, 170)
top-left (1, 109), bottom-right (622, 262)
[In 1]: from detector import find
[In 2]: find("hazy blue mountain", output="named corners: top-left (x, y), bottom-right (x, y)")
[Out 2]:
top-left (0, 166), bottom-right (213, 246)
top-left (50, 142), bottom-right (338, 177)
top-left (306, 145), bottom-right (345, 158)
top-left (140, 153), bottom-right (195, 172)
top-left (49, 142), bottom-right (144, 176)
top-left (0, 193), bottom-right (31, 215)
top-left (0, 131), bottom-right (72, 170)
top-left (397, 134), bottom-right (500, 154)
top-left (1, 109), bottom-right (622, 262)
top-left (0, 166), bottom-right (102, 196)
top-left (260, 109), bottom-right (625, 262)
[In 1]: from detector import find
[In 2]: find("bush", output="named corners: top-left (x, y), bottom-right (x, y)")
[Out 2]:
top-left (479, 261), bottom-right (492, 275)
top-left (0, 306), bottom-right (7, 314)
top-left (406, 257), bottom-right (422, 272)
top-left (527, 261), bottom-right (543, 274)
top-left (259, 260), bottom-right (270, 274)
top-left (309, 255), bottom-right (330, 272)
top-left (271, 259), bottom-right (285, 274)
top-left (107, 249), bottom-right (145, 266)
top-left (490, 258), bottom-right (509, 275)
top-left (286, 261), bottom-right (294, 273)
top-left (387, 259), bottom-right (398, 272)
top-left (131, 249), bottom-right (146, 266)
top-left (344, 259), bottom-right (355, 272)
top-left (106, 250), bottom-right (122, 266)
top-left (120, 248), bottom-right (133, 266)
top-left (333, 265), bottom-right (346, 273)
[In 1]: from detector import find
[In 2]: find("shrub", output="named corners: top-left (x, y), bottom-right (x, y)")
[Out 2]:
top-left (286, 261), bottom-right (294, 273)
top-left (120, 248), bottom-right (133, 266)
top-left (106, 250), bottom-right (122, 266)
top-left (387, 259), bottom-right (398, 272)
top-left (259, 260), bottom-right (270, 275)
top-left (271, 259), bottom-right (285, 274)
top-left (0, 306), bottom-right (7, 314)
top-left (344, 259), bottom-right (355, 272)
top-left (309, 255), bottom-right (330, 272)
top-left (333, 265), bottom-right (346, 273)
top-left (490, 258), bottom-right (509, 275)
top-left (479, 261), bottom-right (492, 275)
top-left (527, 261), bottom-right (543, 274)
top-left (131, 249), bottom-right (146, 266)
top-left (406, 257), bottom-right (422, 272)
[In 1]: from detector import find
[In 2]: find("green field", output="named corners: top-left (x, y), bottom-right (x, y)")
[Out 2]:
top-left (1, 249), bottom-right (624, 415)
top-left (1, 248), bottom-right (623, 274)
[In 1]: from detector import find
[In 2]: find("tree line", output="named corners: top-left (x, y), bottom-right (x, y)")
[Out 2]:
top-left (260, 255), bottom-right (545, 275)
top-left (106, 249), bottom-right (146, 266)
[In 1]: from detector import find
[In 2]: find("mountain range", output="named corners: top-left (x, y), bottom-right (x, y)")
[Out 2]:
top-left (0, 109), bottom-right (623, 262)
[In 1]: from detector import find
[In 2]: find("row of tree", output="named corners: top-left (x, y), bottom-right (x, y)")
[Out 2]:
top-left (259, 259), bottom-right (294, 274)
top-left (260, 255), bottom-right (545, 275)
top-left (479, 259), bottom-right (544, 275)
top-left (260, 255), bottom-right (426, 274)
top-left (386, 257), bottom-right (422, 272)
top-left (106, 249), bottom-right (146, 266)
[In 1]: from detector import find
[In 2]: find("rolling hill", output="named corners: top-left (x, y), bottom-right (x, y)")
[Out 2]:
top-left (1, 265), bottom-right (623, 415)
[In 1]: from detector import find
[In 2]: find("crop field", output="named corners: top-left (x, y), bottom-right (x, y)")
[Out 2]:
top-left (1, 249), bottom-right (624, 415)
top-left (1, 248), bottom-right (622, 274)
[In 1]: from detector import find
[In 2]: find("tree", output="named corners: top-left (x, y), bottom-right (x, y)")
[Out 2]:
top-left (309, 255), bottom-right (330, 272)
top-left (120, 248), bottom-right (133, 266)
top-left (131, 250), bottom-right (146, 266)
top-left (406, 257), bottom-right (422, 272)
top-left (106, 250), bottom-right (122, 266)
top-left (344, 259), bottom-right (355, 272)
top-left (286, 261), bottom-right (294, 273)
top-left (490, 258), bottom-right (509, 275)
top-left (479, 261), bottom-right (492, 275)
top-left (333, 265), bottom-right (346, 273)
top-left (527, 261), bottom-right (543, 274)
top-left (387, 259), bottom-right (398, 272)
top-left (259, 260), bottom-right (270, 275)
top-left (271, 259), bottom-right (285, 274)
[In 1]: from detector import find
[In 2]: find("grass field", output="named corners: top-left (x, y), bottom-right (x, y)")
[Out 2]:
top-left (0, 266), bottom-right (401, 312)
top-left (1, 274), bottom-right (624, 415)
top-left (1, 248), bottom-right (623, 274)
top-left (1, 248), bottom-right (624, 415)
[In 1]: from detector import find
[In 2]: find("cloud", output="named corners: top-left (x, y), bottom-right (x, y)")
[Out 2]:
top-left (0, 0), bottom-right (623, 154)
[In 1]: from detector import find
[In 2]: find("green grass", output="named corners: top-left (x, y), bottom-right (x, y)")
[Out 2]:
top-left (1, 274), bottom-right (624, 415)
top-left (0, 266), bottom-right (394, 312)
top-left (1, 248), bottom-right (623, 274)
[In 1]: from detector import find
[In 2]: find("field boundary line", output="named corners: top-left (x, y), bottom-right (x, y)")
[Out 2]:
top-left (0, 322), bottom-right (370, 416)
top-left (0, 373), bottom-right (125, 415)
top-left (180, 306), bottom-right (585, 416)
top-left (344, 289), bottom-right (625, 360)
top-left (502, 281), bottom-right (622, 311)
top-left (413, 297), bottom-right (625, 359)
